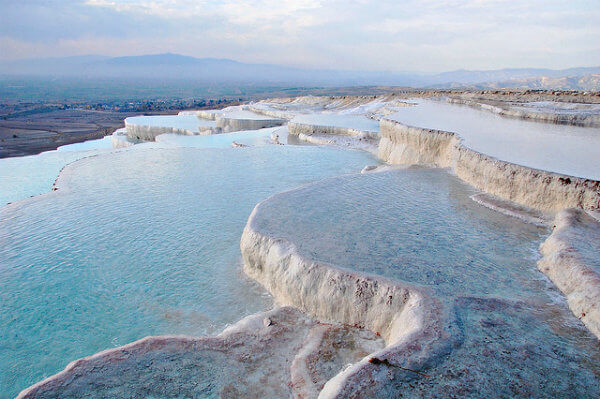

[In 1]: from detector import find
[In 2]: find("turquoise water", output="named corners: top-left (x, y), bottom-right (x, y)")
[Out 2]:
top-left (0, 128), bottom-right (287, 208)
top-left (253, 169), bottom-right (600, 396)
top-left (390, 99), bottom-right (600, 179)
top-left (4, 102), bottom-right (600, 398)
top-left (0, 146), bottom-right (375, 398)
top-left (255, 169), bottom-right (546, 299)
top-left (0, 140), bottom-right (117, 207)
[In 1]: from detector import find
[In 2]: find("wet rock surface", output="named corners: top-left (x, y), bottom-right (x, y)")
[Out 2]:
top-left (244, 169), bottom-right (600, 397)
top-left (17, 307), bottom-right (384, 399)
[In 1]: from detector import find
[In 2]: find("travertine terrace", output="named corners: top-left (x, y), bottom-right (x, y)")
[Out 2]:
top-left (13, 90), bottom-right (600, 398)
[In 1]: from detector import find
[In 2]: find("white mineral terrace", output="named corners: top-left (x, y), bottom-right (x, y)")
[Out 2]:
top-left (447, 97), bottom-right (600, 127)
top-left (182, 107), bottom-right (286, 132)
top-left (125, 114), bottom-right (218, 139)
top-left (291, 113), bottom-right (380, 132)
top-left (388, 99), bottom-right (600, 180)
top-left (6, 94), bottom-right (600, 398)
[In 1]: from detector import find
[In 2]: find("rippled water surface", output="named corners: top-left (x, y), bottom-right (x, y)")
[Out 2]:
top-left (0, 145), bottom-right (375, 397)
top-left (390, 99), bottom-right (600, 179)
top-left (253, 169), bottom-right (600, 396)
top-left (0, 138), bottom-right (117, 207)
top-left (0, 128), bottom-right (287, 208)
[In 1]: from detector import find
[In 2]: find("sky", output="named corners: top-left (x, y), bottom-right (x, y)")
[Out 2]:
top-left (1, 0), bottom-right (599, 72)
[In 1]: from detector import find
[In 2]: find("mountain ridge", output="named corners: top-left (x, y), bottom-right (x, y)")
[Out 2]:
top-left (2, 53), bottom-right (599, 89)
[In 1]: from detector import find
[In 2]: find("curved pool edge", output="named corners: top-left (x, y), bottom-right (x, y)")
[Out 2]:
top-left (246, 105), bottom-right (294, 120)
top-left (446, 97), bottom-right (600, 128)
top-left (287, 121), bottom-right (380, 155)
top-left (0, 150), bottom-right (106, 219)
top-left (216, 116), bottom-right (285, 132)
top-left (378, 118), bottom-right (600, 340)
top-left (14, 334), bottom-right (211, 399)
top-left (124, 120), bottom-right (209, 141)
top-left (8, 146), bottom-right (381, 398)
top-left (241, 200), bottom-right (454, 398)
top-left (539, 209), bottom-right (600, 338)
top-left (378, 118), bottom-right (600, 213)
top-left (288, 121), bottom-right (379, 141)
top-left (14, 304), bottom-right (389, 399)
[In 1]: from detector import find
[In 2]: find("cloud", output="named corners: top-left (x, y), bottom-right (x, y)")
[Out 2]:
top-left (1, 0), bottom-right (598, 71)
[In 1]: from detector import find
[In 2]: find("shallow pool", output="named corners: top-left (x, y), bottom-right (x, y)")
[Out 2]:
top-left (389, 99), bottom-right (600, 179)
top-left (220, 109), bottom-right (281, 120)
top-left (252, 169), bottom-right (600, 396)
top-left (292, 113), bottom-right (380, 132)
top-left (125, 115), bottom-right (217, 133)
top-left (0, 128), bottom-right (287, 208)
top-left (0, 139), bottom-right (117, 207)
top-left (0, 146), bottom-right (375, 398)
top-left (154, 126), bottom-right (287, 148)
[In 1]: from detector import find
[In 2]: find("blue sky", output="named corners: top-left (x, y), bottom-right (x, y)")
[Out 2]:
top-left (1, 0), bottom-right (598, 72)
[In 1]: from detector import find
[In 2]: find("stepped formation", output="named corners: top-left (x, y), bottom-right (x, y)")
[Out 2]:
top-left (16, 91), bottom-right (600, 398)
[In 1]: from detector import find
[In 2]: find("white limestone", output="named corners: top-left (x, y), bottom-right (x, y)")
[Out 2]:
top-left (241, 204), bottom-right (452, 398)
top-left (288, 121), bottom-right (380, 154)
top-left (538, 209), bottom-right (600, 338)
top-left (216, 115), bottom-right (285, 132)
top-left (447, 97), bottom-right (600, 127)
top-left (16, 307), bottom-right (384, 399)
top-left (182, 108), bottom-right (286, 132)
top-left (378, 118), bottom-right (600, 213)
top-left (124, 115), bottom-right (217, 140)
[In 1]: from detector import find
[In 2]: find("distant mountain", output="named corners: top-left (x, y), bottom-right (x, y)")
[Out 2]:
top-left (0, 53), bottom-right (419, 85)
top-left (105, 53), bottom-right (211, 66)
top-left (482, 73), bottom-right (600, 91)
top-left (429, 67), bottom-right (600, 85)
top-left (1, 53), bottom-right (599, 90)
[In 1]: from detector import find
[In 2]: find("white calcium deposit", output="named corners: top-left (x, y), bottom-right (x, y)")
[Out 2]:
top-left (13, 93), bottom-right (600, 398)
top-left (539, 209), bottom-right (600, 338)
top-left (287, 121), bottom-right (380, 154)
top-left (447, 97), bottom-right (600, 127)
top-left (377, 115), bottom-right (600, 340)
top-left (183, 107), bottom-right (286, 132)
top-left (378, 118), bottom-right (600, 213)
top-left (16, 307), bottom-right (384, 399)
top-left (124, 115), bottom-right (217, 140)
top-left (241, 204), bottom-right (453, 398)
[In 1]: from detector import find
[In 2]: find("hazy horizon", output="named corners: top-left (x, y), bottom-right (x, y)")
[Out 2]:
top-left (4, 52), bottom-right (600, 75)
top-left (1, 1), bottom-right (599, 73)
